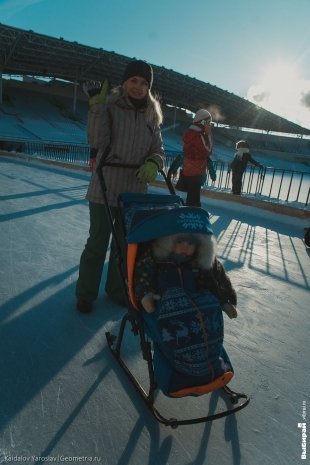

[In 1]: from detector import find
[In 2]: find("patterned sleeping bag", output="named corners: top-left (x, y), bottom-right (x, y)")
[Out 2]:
top-left (139, 259), bottom-right (234, 396)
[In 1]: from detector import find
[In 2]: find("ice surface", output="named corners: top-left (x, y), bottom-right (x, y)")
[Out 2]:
top-left (0, 156), bottom-right (309, 465)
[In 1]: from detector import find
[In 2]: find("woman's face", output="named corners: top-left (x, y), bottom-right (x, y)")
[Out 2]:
top-left (124, 76), bottom-right (149, 99)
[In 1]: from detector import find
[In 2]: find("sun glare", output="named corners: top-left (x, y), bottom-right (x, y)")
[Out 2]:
top-left (247, 60), bottom-right (310, 129)
top-left (261, 61), bottom-right (298, 89)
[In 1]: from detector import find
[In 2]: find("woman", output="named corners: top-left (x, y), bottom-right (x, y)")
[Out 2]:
top-left (76, 60), bottom-right (165, 313)
top-left (182, 109), bottom-right (216, 207)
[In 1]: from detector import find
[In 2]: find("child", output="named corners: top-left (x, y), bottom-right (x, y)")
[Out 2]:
top-left (229, 140), bottom-right (263, 195)
top-left (76, 60), bottom-right (165, 313)
top-left (133, 230), bottom-right (237, 380)
top-left (134, 233), bottom-right (237, 318)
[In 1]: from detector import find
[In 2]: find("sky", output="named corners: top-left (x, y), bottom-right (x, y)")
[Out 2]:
top-left (1, 0), bottom-right (310, 129)
top-left (0, 155), bottom-right (309, 464)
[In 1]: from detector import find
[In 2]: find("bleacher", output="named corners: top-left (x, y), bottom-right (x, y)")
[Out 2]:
top-left (1, 78), bottom-right (310, 166)
top-left (1, 79), bottom-right (88, 144)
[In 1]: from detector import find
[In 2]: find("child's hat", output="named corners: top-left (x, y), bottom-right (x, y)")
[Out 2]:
top-left (122, 60), bottom-right (153, 88)
top-left (193, 109), bottom-right (212, 124)
top-left (236, 140), bottom-right (250, 149)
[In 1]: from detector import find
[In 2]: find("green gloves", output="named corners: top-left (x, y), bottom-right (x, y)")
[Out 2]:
top-left (136, 160), bottom-right (159, 183)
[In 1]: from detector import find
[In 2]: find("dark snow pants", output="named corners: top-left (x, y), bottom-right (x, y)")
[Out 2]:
top-left (231, 171), bottom-right (243, 195)
top-left (76, 201), bottom-right (126, 302)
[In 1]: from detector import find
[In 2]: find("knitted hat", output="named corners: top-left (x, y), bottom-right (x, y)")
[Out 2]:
top-left (193, 109), bottom-right (212, 124)
top-left (236, 140), bottom-right (250, 149)
top-left (122, 60), bottom-right (153, 88)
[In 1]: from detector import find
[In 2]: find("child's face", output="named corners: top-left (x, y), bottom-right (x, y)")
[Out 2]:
top-left (173, 238), bottom-right (196, 256)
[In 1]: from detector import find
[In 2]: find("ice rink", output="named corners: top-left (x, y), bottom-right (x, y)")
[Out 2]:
top-left (0, 155), bottom-right (309, 465)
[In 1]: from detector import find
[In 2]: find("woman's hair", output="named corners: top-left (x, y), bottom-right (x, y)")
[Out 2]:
top-left (108, 85), bottom-right (163, 126)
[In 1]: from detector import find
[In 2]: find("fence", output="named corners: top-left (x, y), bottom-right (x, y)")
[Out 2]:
top-left (164, 152), bottom-right (310, 207)
top-left (2, 140), bottom-right (309, 208)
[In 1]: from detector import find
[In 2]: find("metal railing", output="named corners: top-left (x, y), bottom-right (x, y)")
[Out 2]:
top-left (24, 140), bottom-right (90, 165)
top-left (164, 152), bottom-right (310, 208)
top-left (2, 140), bottom-right (309, 208)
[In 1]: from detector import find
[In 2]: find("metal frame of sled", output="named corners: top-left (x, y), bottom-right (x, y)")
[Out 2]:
top-left (105, 310), bottom-right (250, 428)
top-left (96, 159), bottom-right (250, 428)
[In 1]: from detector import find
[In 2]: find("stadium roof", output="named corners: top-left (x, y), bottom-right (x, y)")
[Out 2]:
top-left (1, 23), bottom-right (309, 135)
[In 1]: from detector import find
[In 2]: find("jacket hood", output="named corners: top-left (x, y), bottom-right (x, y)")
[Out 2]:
top-left (152, 233), bottom-right (217, 270)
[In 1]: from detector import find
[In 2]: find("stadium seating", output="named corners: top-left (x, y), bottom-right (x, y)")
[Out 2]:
top-left (1, 78), bottom-right (309, 164)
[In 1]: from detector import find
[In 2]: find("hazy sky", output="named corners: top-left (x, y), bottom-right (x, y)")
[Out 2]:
top-left (1, 0), bottom-right (310, 129)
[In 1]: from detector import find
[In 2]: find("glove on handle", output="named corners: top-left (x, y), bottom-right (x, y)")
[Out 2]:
top-left (136, 160), bottom-right (159, 183)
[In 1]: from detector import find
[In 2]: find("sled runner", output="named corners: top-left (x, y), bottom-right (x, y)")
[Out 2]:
top-left (98, 167), bottom-right (250, 427)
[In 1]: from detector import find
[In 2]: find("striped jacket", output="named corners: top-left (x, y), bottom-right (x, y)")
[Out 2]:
top-left (86, 89), bottom-right (165, 206)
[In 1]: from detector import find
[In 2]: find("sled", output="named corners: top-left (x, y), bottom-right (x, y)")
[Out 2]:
top-left (97, 164), bottom-right (250, 427)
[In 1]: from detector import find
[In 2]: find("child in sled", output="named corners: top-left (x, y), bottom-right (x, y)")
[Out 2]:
top-left (133, 230), bottom-right (238, 383)
top-left (134, 232), bottom-right (237, 317)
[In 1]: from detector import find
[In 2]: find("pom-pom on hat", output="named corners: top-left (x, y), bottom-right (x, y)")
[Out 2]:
top-left (122, 60), bottom-right (153, 89)
top-left (193, 109), bottom-right (212, 124)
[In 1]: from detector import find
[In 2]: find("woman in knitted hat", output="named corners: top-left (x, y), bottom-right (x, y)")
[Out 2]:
top-left (179, 109), bottom-right (216, 207)
top-left (76, 60), bottom-right (165, 313)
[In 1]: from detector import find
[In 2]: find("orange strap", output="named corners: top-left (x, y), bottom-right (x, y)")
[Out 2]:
top-left (127, 243), bottom-right (140, 310)
top-left (169, 371), bottom-right (234, 398)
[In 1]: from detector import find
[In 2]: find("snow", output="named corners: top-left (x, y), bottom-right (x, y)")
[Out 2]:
top-left (0, 155), bottom-right (309, 465)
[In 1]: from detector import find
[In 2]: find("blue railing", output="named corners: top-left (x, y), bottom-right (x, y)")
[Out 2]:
top-left (164, 152), bottom-right (310, 207)
top-left (2, 141), bottom-right (309, 208)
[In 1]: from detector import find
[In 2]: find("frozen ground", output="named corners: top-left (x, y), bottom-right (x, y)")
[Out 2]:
top-left (0, 155), bottom-right (309, 465)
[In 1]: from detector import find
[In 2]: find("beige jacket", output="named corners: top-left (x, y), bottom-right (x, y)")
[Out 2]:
top-left (86, 88), bottom-right (165, 206)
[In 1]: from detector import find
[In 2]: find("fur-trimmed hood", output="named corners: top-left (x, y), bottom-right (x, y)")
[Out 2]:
top-left (151, 233), bottom-right (217, 271)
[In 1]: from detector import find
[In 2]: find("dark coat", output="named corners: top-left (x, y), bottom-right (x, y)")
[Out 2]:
top-left (134, 232), bottom-right (237, 306)
top-left (230, 151), bottom-right (262, 175)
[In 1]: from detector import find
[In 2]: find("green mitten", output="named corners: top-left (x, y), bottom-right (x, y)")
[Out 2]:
top-left (87, 79), bottom-right (109, 106)
top-left (136, 160), bottom-right (159, 183)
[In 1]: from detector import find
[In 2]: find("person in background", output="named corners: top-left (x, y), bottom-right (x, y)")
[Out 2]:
top-left (181, 109), bottom-right (216, 207)
top-left (229, 140), bottom-right (263, 195)
top-left (82, 79), bottom-right (110, 172)
top-left (76, 60), bottom-right (165, 313)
